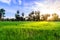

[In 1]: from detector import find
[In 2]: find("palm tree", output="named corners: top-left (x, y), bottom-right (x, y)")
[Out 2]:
top-left (15, 10), bottom-right (20, 17)
top-left (17, 10), bottom-right (19, 14)
top-left (22, 12), bottom-right (24, 17)
top-left (15, 10), bottom-right (20, 21)
top-left (0, 8), bottom-right (5, 20)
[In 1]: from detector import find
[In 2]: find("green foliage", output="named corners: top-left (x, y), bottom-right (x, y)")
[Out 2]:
top-left (0, 8), bottom-right (5, 20)
top-left (0, 21), bottom-right (60, 40)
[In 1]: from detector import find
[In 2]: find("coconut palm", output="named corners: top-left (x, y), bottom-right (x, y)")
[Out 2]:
top-left (15, 10), bottom-right (20, 21)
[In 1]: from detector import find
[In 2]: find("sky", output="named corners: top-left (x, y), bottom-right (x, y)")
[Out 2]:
top-left (0, 0), bottom-right (60, 18)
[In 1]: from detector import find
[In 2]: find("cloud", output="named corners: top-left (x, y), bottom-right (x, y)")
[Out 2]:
top-left (15, 0), bottom-right (60, 15)
top-left (0, 0), bottom-right (11, 4)
top-left (0, 0), bottom-right (22, 5)
top-left (12, 0), bottom-right (17, 4)
top-left (19, 0), bottom-right (22, 5)
top-left (29, 0), bottom-right (60, 15)
top-left (4, 8), bottom-right (17, 18)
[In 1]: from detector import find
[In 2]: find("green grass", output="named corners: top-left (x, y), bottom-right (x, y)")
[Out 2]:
top-left (0, 21), bottom-right (60, 40)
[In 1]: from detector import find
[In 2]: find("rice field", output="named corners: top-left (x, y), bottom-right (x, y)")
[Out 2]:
top-left (0, 21), bottom-right (60, 40)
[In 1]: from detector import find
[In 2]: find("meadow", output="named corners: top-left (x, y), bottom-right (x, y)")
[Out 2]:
top-left (0, 21), bottom-right (60, 40)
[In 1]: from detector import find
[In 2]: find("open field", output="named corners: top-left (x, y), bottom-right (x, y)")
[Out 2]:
top-left (0, 21), bottom-right (60, 40)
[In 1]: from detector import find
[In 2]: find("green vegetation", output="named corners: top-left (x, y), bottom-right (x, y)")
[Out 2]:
top-left (0, 21), bottom-right (60, 40)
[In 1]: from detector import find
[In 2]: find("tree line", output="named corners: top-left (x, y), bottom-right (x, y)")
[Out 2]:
top-left (0, 8), bottom-right (59, 21)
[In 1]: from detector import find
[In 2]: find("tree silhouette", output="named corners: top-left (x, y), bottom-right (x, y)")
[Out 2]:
top-left (35, 11), bottom-right (40, 21)
top-left (30, 11), bottom-right (35, 21)
top-left (20, 12), bottom-right (25, 21)
top-left (22, 12), bottom-right (24, 17)
top-left (28, 11), bottom-right (34, 21)
top-left (52, 13), bottom-right (59, 21)
top-left (41, 14), bottom-right (50, 21)
top-left (0, 8), bottom-right (5, 20)
top-left (0, 8), bottom-right (59, 21)
top-left (17, 10), bottom-right (19, 14)
top-left (15, 10), bottom-right (20, 21)
top-left (27, 11), bottom-right (40, 21)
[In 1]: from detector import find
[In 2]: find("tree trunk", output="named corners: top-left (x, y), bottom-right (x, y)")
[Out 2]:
top-left (0, 13), bottom-right (2, 20)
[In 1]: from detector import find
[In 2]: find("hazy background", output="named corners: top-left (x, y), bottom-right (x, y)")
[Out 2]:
top-left (0, 0), bottom-right (60, 18)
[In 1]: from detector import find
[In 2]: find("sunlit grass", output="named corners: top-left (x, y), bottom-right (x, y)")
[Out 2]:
top-left (0, 21), bottom-right (59, 30)
top-left (0, 21), bottom-right (60, 40)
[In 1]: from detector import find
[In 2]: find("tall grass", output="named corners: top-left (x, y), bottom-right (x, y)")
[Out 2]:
top-left (0, 21), bottom-right (60, 40)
